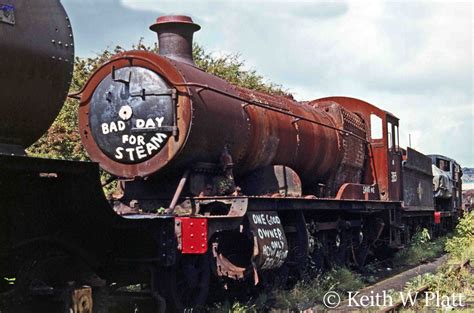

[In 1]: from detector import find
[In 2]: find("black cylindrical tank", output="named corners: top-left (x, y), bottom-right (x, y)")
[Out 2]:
top-left (0, 0), bottom-right (74, 150)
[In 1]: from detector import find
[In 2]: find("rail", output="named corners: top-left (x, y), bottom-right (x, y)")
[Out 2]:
top-left (379, 258), bottom-right (471, 312)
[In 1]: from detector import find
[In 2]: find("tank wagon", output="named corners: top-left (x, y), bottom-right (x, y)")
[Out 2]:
top-left (0, 3), bottom-right (462, 312)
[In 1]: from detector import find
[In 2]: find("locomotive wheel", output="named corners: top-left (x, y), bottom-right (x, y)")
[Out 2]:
top-left (157, 253), bottom-right (210, 312)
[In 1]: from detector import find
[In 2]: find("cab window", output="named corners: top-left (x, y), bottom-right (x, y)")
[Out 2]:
top-left (387, 121), bottom-right (393, 149)
top-left (370, 114), bottom-right (383, 140)
top-left (394, 125), bottom-right (399, 150)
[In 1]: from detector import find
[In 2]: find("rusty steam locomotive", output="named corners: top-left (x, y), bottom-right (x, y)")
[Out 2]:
top-left (0, 1), bottom-right (463, 312)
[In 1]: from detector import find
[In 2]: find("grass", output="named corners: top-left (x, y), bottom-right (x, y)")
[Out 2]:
top-left (395, 212), bottom-right (474, 312)
top-left (392, 229), bottom-right (448, 267)
top-left (209, 267), bottom-right (365, 312)
top-left (272, 267), bottom-right (365, 310)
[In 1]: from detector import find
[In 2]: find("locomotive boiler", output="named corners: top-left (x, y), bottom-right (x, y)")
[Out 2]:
top-left (79, 16), bottom-right (368, 202)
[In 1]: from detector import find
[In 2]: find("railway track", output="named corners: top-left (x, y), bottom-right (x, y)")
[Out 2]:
top-left (326, 256), bottom-right (471, 312)
top-left (379, 258), bottom-right (471, 313)
top-left (265, 254), bottom-right (469, 312)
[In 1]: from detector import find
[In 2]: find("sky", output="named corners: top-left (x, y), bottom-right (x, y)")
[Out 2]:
top-left (62, 0), bottom-right (473, 167)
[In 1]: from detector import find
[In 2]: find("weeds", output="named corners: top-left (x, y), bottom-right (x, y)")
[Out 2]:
top-left (266, 268), bottom-right (363, 311)
top-left (393, 229), bottom-right (447, 267)
top-left (397, 212), bottom-right (474, 312)
top-left (209, 267), bottom-right (364, 312)
top-left (445, 211), bottom-right (474, 262)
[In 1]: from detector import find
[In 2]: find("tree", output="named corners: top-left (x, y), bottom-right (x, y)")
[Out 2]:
top-left (28, 42), bottom-right (286, 161)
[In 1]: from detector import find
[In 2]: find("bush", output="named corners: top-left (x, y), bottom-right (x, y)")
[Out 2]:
top-left (393, 229), bottom-right (446, 267)
top-left (445, 211), bottom-right (474, 261)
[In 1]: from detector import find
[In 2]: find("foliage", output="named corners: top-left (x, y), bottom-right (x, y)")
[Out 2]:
top-left (411, 228), bottom-right (431, 246)
top-left (26, 45), bottom-right (127, 161)
top-left (210, 301), bottom-right (259, 313)
top-left (445, 211), bottom-right (474, 261)
top-left (396, 213), bottom-right (474, 312)
top-left (27, 41), bottom-right (286, 163)
top-left (272, 267), bottom-right (364, 311)
top-left (393, 229), bottom-right (446, 267)
top-left (208, 267), bottom-right (364, 312)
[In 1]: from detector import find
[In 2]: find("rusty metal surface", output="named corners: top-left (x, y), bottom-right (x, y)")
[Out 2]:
top-left (315, 96), bottom-right (395, 200)
top-left (71, 286), bottom-right (93, 313)
top-left (80, 51), bottom-right (349, 194)
top-left (335, 183), bottom-right (379, 200)
top-left (183, 195), bottom-right (401, 213)
top-left (213, 249), bottom-right (246, 280)
top-left (234, 86), bottom-right (342, 185)
top-left (79, 15), bottom-right (367, 197)
top-left (239, 165), bottom-right (302, 197)
top-left (0, 0), bottom-right (74, 148)
top-left (192, 197), bottom-right (248, 217)
top-left (314, 101), bottom-right (367, 195)
top-left (79, 15), bottom-right (433, 208)
top-left (150, 15), bottom-right (200, 65)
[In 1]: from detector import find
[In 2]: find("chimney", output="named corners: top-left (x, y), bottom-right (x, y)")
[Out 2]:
top-left (149, 15), bottom-right (200, 66)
